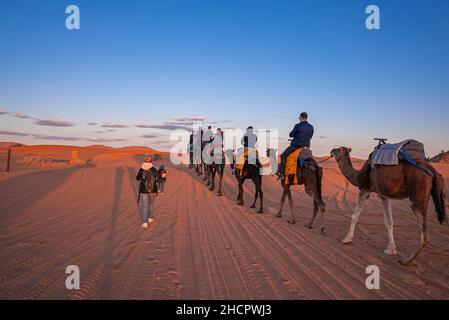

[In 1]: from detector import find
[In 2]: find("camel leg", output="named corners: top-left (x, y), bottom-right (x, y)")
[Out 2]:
top-left (205, 164), bottom-right (209, 180)
top-left (276, 186), bottom-right (287, 218)
top-left (258, 184), bottom-right (264, 214)
top-left (342, 190), bottom-right (370, 244)
top-left (250, 179), bottom-right (259, 208)
top-left (251, 177), bottom-right (263, 213)
top-left (203, 165), bottom-right (208, 182)
top-left (399, 206), bottom-right (429, 266)
top-left (217, 165), bottom-right (224, 196)
top-left (286, 187), bottom-right (295, 224)
top-left (250, 189), bottom-right (258, 209)
top-left (203, 168), bottom-right (210, 186)
top-left (196, 164), bottom-right (201, 176)
top-left (235, 177), bottom-right (241, 203)
top-left (237, 180), bottom-right (244, 206)
top-left (204, 166), bottom-right (209, 185)
top-left (250, 177), bottom-right (258, 209)
top-left (305, 194), bottom-right (326, 234)
top-left (210, 169), bottom-right (215, 191)
top-left (319, 201), bottom-right (326, 234)
top-left (380, 197), bottom-right (398, 256)
top-left (306, 199), bottom-right (319, 229)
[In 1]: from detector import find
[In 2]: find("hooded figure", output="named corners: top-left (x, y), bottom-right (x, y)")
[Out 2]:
top-left (202, 126), bottom-right (214, 143)
top-left (241, 126), bottom-right (257, 149)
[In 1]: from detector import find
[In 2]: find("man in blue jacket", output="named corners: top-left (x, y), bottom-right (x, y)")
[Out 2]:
top-left (277, 112), bottom-right (314, 180)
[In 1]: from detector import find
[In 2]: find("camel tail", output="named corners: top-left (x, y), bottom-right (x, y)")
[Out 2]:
top-left (429, 165), bottom-right (447, 224)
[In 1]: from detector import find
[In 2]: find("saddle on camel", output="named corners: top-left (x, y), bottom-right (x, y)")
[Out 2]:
top-left (268, 146), bottom-right (326, 233)
top-left (235, 148), bottom-right (261, 177)
top-left (283, 147), bottom-right (314, 185)
top-left (371, 139), bottom-right (427, 169)
top-left (231, 147), bottom-right (265, 213)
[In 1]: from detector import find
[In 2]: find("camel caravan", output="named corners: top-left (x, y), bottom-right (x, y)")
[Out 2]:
top-left (186, 114), bottom-right (447, 265)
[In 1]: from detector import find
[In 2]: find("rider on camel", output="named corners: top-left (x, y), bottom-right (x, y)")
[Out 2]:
top-left (277, 112), bottom-right (314, 180)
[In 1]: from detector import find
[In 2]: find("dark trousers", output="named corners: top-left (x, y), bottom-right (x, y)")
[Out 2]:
top-left (278, 145), bottom-right (299, 175)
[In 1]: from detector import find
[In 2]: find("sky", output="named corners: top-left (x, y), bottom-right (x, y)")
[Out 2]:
top-left (0, 0), bottom-right (448, 157)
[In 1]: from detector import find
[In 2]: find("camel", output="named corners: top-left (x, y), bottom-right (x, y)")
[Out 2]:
top-left (330, 146), bottom-right (447, 265)
top-left (204, 156), bottom-right (225, 196)
top-left (191, 133), bottom-right (203, 176)
top-left (267, 149), bottom-right (326, 233)
top-left (228, 149), bottom-right (264, 213)
top-left (208, 161), bottom-right (225, 196)
top-left (202, 144), bottom-right (226, 196)
top-left (194, 162), bottom-right (203, 176)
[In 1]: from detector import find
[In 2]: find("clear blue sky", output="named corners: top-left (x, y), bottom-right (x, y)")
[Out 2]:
top-left (1, 0), bottom-right (448, 157)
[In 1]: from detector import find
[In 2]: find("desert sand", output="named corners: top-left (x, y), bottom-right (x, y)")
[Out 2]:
top-left (0, 147), bottom-right (449, 299)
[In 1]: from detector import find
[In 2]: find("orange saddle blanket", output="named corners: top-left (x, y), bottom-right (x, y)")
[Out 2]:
top-left (284, 147), bottom-right (303, 185)
top-left (235, 148), bottom-right (258, 174)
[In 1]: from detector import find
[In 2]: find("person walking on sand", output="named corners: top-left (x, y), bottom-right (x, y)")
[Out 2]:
top-left (136, 155), bottom-right (159, 228)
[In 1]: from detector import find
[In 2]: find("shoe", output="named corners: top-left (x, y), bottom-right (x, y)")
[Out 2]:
top-left (142, 223), bottom-right (148, 228)
top-left (148, 218), bottom-right (154, 224)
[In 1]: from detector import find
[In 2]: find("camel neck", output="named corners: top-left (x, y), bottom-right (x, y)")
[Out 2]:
top-left (337, 155), bottom-right (360, 187)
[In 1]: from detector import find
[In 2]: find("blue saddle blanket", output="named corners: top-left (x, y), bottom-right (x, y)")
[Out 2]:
top-left (371, 140), bottom-right (411, 166)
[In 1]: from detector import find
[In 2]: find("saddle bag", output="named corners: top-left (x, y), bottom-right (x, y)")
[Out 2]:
top-left (299, 147), bottom-right (313, 160)
top-left (398, 140), bottom-right (426, 162)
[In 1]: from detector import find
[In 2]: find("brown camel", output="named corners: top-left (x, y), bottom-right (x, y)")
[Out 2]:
top-left (202, 144), bottom-right (226, 196)
top-left (227, 149), bottom-right (264, 213)
top-left (330, 147), bottom-right (447, 265)
top-left (267, 149), bottom-right (326, 233)
top-left (205, 156), bottom-right (225, 197)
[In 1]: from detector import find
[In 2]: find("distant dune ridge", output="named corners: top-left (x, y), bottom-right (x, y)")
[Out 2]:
top-left (0, 141), bottom-right (26, 149)
top-left (0, 142), bottom-right (166, 172)
top-left (430, 150), bottom-right (449, 163)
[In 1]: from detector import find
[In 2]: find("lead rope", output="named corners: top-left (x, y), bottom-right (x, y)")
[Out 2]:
top-left (398, 150), bottom-right (433, 177)
top-left (300, 155), bottom-right (334, 167)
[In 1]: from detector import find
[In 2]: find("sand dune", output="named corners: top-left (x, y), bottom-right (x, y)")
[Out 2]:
top-left (0, 144), bottom-right (165, 173)
top-left (0, 152), bottom-right (448, 299)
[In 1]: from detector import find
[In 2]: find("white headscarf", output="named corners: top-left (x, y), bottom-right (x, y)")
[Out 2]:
top-left (141, 162), bottom-right (153, 170)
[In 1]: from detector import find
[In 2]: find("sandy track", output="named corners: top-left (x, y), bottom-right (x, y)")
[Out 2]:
top-left (0, 154), bottom-right (448, 299)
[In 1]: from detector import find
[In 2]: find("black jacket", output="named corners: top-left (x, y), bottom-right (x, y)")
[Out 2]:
top-left (158, 169), bottom-right (167, 182)
top-left (136, 167), bottom-right (158, 193)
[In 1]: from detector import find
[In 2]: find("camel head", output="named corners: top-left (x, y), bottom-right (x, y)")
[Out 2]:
top-left (330, 147), bottom-right (352, 161)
